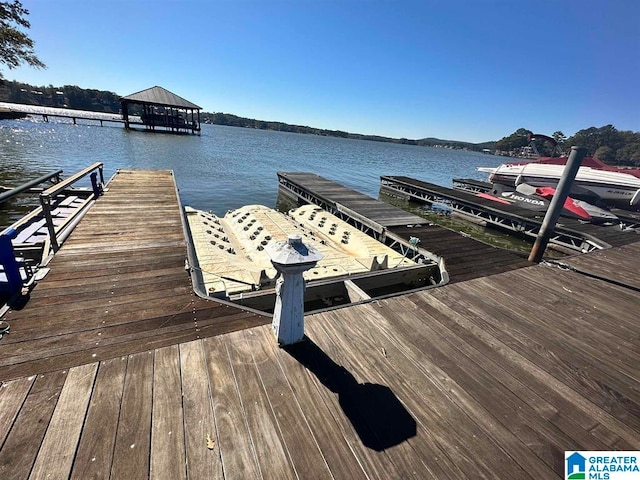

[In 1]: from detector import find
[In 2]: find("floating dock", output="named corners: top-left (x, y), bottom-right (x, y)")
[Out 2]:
top-left (0, 170), bottom-right (638, 479)
top-left (185, 204), bottom-right (419, 296)
top-left (278, 172), bottom-right (531, 282)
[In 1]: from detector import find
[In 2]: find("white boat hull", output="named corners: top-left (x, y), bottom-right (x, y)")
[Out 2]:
top-left (484, 163), bottom-right (640, 208)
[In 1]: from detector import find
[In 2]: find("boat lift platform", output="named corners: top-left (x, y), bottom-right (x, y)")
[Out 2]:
top-left (381, 176), bottom-right (639, 253)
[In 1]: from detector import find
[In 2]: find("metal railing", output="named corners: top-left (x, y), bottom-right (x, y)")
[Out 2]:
top-left (39, 162), bottom-right (104, 252)
top-left (0, 170), bottom-right (63, 204)
top-left (1, 163), bottom-right (105, 303)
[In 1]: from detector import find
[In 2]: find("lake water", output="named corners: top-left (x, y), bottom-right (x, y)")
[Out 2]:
top-left (0, 117), bottom-right (504, 228)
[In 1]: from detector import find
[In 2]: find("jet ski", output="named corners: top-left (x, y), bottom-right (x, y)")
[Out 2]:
top-left (480, 183), bottom-right (619, 224)
top-left (527, 185), bottom-right (619, 224)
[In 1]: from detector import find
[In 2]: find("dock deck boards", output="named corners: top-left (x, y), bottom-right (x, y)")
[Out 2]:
top-left (1, 169), bottom-right (638, 479)
top-left (0, 169), bottom-right (269, 381)
top-left (1, 254), bottom-right (638, 479)
top-left (560, 241), bottom-right (640, 290)
top-left (279, 172), bottom-right (425, 227)
top-left (389, 224), bottom-right (532, 282)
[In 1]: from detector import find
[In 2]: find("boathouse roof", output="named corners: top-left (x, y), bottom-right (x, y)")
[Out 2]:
top-left (121, 86), bottom-right (201, 110)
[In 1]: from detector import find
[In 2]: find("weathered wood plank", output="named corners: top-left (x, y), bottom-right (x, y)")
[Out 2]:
top-left (471, 272), bottom-right (639, 372)
top-left (512, 266), bottom-right (639, 336)
top-left (307, 315), bottom-right (439, 479)
top-left (110, 352), bottom-right (154, 480)
top-left (70, 357), bottom-right (127, 480)
top-left (452, 276), bottom-right (640, 422)
top-left (0, 310), bottom-right (264, 382)
top-left (367, 296), bottom-right (575, 475)
top-left (311, 309), bottom-right (513, 478)
top-left (1, 291), bottom-right (200, 333)
top-left (245, 330), bottom-right (334, 479)
top-left (19, 278), bottom-right (190, 307)
top-left (34, 266), bottom-right (187, 291)
top-left (17, 271), bottom-right (189, 302)
top-left (423, 286), bottom-right (640, 448)
top-left (278, 172), bottom-right (424, 227)
top-left (0, 375), bottom-right (34, 445)
top-left (0, 371), bottom-right (66, 479)
top-left (203, 335), bottom-right (261, 479)
top-left (562, 243), bottom-right (640, 289)
top-left (225, 330), bottom-right (296, 479)
top-left (29, 362), bottom-right (98, 480)
top-left (249, 327), bottom-right (370, 480)
top-left (179, 340), bottom-right (223, 480)
top-left (404, 291), bottom-right (619, 452)
top-left (150, 345), bottom-right (187, 480)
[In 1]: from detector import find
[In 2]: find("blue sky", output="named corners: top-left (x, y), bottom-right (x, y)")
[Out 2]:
top-left (6, 0), bottom-right (640, 142)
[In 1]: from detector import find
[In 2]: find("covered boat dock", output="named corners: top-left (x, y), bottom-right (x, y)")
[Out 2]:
top-left (120, 86), bottom-right (201, 134)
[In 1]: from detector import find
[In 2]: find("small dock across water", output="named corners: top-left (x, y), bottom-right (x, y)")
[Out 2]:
top-left (0, 170), bottom-right (638, 479)
top-left (0, 101), bottom-right (125, 126)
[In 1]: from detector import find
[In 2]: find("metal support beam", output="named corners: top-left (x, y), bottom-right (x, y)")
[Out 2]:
top-left (529, 147), bottom-right (587, 262)
top-left (40, 195), bottom-right (59, 252)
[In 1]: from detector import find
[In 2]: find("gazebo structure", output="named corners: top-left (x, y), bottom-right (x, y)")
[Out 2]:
top-left (120, 86), bottom-right (201, 135)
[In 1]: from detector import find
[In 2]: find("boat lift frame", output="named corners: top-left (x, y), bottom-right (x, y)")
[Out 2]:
top-left (380, 176), bottom-right (607, 253)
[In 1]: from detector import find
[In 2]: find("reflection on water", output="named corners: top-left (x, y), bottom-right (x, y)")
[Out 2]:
top-left (1, 117), bottom-right (504, 229)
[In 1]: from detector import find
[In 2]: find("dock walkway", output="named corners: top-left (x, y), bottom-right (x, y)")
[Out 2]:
top-left (278, 172), bottom-right (425, 231)
top-left (0, 101), bottom-right (125, 126)
top-left (1, 242), bottom-right (638, 478)
top-left (0, 170), bottom-right (268, 381)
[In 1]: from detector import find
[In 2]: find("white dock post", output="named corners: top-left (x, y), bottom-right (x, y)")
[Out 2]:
top-left (266, 235), bottom-right (323, 346)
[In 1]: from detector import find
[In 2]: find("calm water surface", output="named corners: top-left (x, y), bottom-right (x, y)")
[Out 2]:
top-left (1, 118), bottom-right (504, 228)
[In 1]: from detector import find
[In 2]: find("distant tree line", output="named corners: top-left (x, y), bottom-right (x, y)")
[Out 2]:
top-left (0, 80), bottom-right (496, 150)
top-left (495, 126), bottom-right (640, 167)
top-left (201, 112), bottom-right (496, 151)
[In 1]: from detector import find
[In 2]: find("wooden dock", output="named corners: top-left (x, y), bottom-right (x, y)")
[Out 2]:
top-left (278, 172), bottom-right (531, 282)
top-left (0, 170), bottom-right (268, 381)
top-left (0, 169), bottom-right (638, 479)
top-left (0, 101), bottom-right (126, 126)
top-left (389, 224), bottom-right (532, 283)
top-left (278, 172), bottom-right (425, 231)
top-left (1, 243), bottom-right (638, 478)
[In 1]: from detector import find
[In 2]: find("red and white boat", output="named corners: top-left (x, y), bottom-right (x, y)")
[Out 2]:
top-left (478, 156), bottom-right (640, 209)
